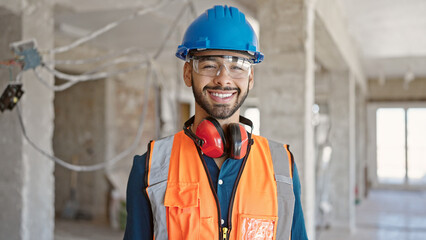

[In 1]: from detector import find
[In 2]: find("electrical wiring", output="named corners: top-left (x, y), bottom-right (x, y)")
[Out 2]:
top-left (15, 71), bottom-right (24, 83)
top-left (49, 47), bottom-right (143, 65)
top-left (41, 59), bottom-right (150, 82)
top-left (153, 2), bottom-right (190, 60)
top-left (33, 68), bottom-right (78, 91)
top-left (33, 58), bottom-right (150, 91)
top-left (50, 0), bottom-right (171, 55)
top-left (82, 55), bottom-right (150, 75)
top-left (12, 0), bottom-right (193, 171)
top-left (18, 61), bottom-right (155, 171)
top-left (35, 1), bottom-right (190, 91)
top-left (188, 0), bottom-right (198, 18)
top-left (0, 59), bottom-right (23, 67)
top-left (0, 59), bottom-right (24, 83)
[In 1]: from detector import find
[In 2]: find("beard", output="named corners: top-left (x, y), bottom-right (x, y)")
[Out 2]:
top-left (191, 75), bottom-right (250, 120)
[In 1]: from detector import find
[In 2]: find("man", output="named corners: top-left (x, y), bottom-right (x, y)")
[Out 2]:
top-left (124, 5), bottom-right (308, 240)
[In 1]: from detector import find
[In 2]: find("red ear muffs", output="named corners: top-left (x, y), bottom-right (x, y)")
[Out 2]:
top-left (183, 115), bottom-right (252, 159)
top-left (196, 117), bottom-right (226, 158)
top-left (227, 123), bottom-right (249, 159)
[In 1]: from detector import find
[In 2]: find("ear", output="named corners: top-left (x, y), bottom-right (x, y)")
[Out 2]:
top-left (248, 67), bottom-right (254, 90)
top-left (183, 62), bottom-right (192, 87)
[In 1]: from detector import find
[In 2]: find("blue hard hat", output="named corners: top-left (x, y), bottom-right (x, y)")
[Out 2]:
top-left (176, 5), bottom-right (264, 64)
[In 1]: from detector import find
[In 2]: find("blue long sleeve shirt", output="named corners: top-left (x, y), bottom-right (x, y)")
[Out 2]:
top-left (124, 153), bottom-right (308, 239)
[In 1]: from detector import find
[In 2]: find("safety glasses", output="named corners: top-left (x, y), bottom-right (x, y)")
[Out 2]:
top-left (189, 55), bottom-right (252, 79)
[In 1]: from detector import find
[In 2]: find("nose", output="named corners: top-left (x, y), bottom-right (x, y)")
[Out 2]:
top-left (213, 65), bottom-right (232, 86)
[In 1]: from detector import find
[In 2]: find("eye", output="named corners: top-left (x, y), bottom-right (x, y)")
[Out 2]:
top-left (229, 62), bottom-right (250, 72)
top-left (199, 61), bottom-right (219, 70)
top-left (230, 65), bottom-right (244, 71)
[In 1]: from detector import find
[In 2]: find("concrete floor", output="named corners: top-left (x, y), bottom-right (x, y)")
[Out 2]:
top-left (54, 220), bottom-right (124, 240)
top-left (54, 189), bottom-right (426, 240)
top-left (318, 189), bottom-right (426, 240)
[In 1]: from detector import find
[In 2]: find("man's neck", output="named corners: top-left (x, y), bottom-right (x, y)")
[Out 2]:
top-left (192, 110), bottom-right (240, 132)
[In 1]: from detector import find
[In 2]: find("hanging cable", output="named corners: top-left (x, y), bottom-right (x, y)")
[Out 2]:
top-left (41, 59), bottom-right (150, 82)
top-left (82, 55), bottom-right (149, 75)
top-left (34, 1), bottom-right (189, 91)
top-left (188, 0), bottom-right (198, 18)
top-left (50, 0), bottom-right (170, 54)
top-left (32, 68), bottom-right (78, 91)
top-left (33, 57), bottom-right (150, 91)
top-left (18, 60), bottom-right (155, 171)
top-left (13, 0), bottom-right (194, 171)
top-left (49, 47), bottom-right (142, 65)
top-left (153, 2), bottom-right (189, 60)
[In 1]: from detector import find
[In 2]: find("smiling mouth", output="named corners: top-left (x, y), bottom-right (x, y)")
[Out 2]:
top-left (210, 92), bottom-right (234, 98)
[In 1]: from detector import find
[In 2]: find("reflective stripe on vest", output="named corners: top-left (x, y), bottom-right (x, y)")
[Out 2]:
top-left (145, 135), bottom-right (174, 240)
top-left (145, 131), bottom-right (295, 240)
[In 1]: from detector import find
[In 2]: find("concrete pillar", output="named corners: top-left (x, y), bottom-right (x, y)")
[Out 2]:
top-left (328, 71), bottom-right (356, 230)
top-left (356, 85), bottom-right (367, 201)
top-left (257, 0), bottom-right (316, 238)
top-left (0, 7), bottom-right (24, 239)
top-left (0, 0), bottom-right (54, 239)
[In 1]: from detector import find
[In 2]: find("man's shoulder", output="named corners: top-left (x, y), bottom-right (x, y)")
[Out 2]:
top-left (151, 130), bottom-right (185, 143)
top-left (252, 135), bottom-right (289, 147)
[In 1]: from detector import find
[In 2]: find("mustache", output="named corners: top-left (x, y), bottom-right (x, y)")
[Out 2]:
top-left (203, 85), bottom-right (240, 93)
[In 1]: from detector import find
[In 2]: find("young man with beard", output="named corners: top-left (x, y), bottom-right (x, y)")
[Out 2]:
top-left (124, 5), bottom-right (308, 240)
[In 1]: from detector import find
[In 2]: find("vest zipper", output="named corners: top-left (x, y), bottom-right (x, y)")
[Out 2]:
top-left (196, 148), bottom-right (223, 240)
top-left (226, 140), bottom-right (253, 238)
top-left (222, 227), bottom-right (229, 240)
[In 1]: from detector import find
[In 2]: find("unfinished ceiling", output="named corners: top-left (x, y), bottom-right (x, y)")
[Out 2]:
top-left (342, 0), bottom-right (426, 79)
top-left (53, 0), bottom-right (426, 80)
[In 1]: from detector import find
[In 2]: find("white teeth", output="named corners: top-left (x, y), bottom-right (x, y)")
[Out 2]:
top-left (211, 92), bottom-right (233, 98)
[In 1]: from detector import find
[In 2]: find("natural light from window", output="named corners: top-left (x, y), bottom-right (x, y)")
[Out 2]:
top-left (376, 107), bottom-right (426, 185)
top-left (376, 108), bottom-right (406, 184)
top-left (407, 108), bottom-right (426, 185)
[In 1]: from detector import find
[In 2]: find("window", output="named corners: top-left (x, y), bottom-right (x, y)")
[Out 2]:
top-left (376, 107), bottom-right (426, 185)
top-left (376, 108), bottom-right (406, 184)
top-left (407, 108), bottom-right (426, 185)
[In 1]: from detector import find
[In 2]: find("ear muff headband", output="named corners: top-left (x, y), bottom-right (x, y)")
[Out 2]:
top-left (184, 116), bottom-right (203, 146)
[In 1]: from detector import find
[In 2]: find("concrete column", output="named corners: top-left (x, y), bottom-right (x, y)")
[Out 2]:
top-left (328, 71), bottom-right (356, 229)
top-left (349, 73), bottom-right (356, 232)
top-left (257, 0), bottom-right (316, 239)
top-left (0, 7), bottom-right (24, 240)
top-left (356, 85), bottom-right (367, 200)
top-left (0, 0), bottom-right (54, 239)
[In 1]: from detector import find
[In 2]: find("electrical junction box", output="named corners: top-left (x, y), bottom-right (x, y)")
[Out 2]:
top-left (10, 39), bottom-right (41, 71)
top-left (0, 84), bottom-right (24, 112)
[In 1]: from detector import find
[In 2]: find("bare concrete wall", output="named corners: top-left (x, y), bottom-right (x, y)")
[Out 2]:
top-left (356, 85), bottom-right (368, 200)
top-left (0, 1), bottom-right (55, 239)
top-left (0, 7), bottom-right (24, 240)
top-left (368, 78), bottom-right (426, 101)
top-left (257, 0), bottom-right (317, 238)
top-left (1, 0), bottom-right (55, 239)
top-left (106, 71), bottom-right (158, 200)
top-left (328, 71), bottom-right (353, 227)
top-left (53, 77), bottom-right (108, 221)
top-left (21, 0), bottom-right (55, 238)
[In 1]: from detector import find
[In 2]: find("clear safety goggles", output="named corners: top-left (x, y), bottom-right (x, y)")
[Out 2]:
top-left (189, 55), bottom-right (252, 79)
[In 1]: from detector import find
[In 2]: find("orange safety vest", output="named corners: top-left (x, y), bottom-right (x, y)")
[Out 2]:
top-left (145, 131), bottom-right (295, 240)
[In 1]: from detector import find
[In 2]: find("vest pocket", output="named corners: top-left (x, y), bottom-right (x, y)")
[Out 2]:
top-left (236, 214), bottom-right (278, 240)
top-left (164, 182), bottom-right (200, 240)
